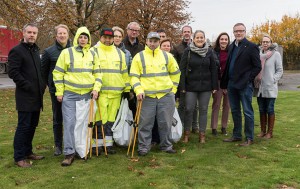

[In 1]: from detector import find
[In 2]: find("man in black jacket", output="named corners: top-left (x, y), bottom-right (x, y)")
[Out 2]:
top-left (221, 23), bottom-right (261, 146)
top-left (122, 21), bottom-right (144, 57)
top-left (8, 23), bottom-right (45, 168)
top-left (41, 24), bottom-right (71, 156)
top-left (171, 25), bottom-right (199, 134)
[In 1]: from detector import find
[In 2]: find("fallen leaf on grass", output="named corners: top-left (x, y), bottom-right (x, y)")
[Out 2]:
top-left (42, 127), bottom-right (48, 131)
top-left (149, 182), bottom-right (157, 186)
top-left (236, 153), bottom-right (248, 159)
top-left (138, 171), bottom-right (145, 176)
top-left (150, 158), bottom-right (156, 162)
top-left (130, 158), bottom-right (139, 162)
top-left (296, 144), bottom-right (300, 148)
top-left (127, 166), bottom-right (134, 171)
top-left (181, 149), bottom-right (186, 154)
top-left (149, 164), bottom-right (160, 169)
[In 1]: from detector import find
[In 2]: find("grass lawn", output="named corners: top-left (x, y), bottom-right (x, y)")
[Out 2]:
top-left (0, 89), bottom-right (299, 189)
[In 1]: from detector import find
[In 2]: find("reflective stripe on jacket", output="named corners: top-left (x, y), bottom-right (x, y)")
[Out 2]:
top-left (130, 46), bottom-right (180, 99)
top-left (53, 27), bottom-right (102, 96)
top-left (93, 42), bottom-right (130, 98)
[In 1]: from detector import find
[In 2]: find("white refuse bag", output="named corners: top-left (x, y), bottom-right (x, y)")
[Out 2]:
top-left (169, 107), bottom-right (183, 143)
top-left (111, 98), bottom-right (134, 146)
top-left (74, 99), bottom-right (97, 158)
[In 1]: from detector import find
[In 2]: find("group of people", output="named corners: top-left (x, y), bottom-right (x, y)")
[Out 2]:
top-left (8, 21), bottom-right (283, 168)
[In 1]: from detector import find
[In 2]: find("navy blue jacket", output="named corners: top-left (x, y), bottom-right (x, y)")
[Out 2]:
top-left (41, 40), bottom-right (71, 93)
top-left (220, 38), bottom-right (261, 90)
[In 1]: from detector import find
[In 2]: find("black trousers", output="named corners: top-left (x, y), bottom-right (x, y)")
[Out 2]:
top-left (50, 92), bottom-right (63, 148)
top-left (14, 111), bottom-right (40, 162)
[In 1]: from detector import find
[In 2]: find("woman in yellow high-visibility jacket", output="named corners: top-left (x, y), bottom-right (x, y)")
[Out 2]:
top-left (53, 26), bottom-right (102, 166)
top-left (92, 28), bottom-right (130, 154)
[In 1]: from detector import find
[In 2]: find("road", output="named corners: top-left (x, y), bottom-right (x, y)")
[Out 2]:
top-left (1, 72), bottom-right (300, 91)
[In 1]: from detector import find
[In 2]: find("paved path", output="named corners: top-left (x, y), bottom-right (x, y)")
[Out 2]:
top-left (1, 72), bottom-right (299, 91)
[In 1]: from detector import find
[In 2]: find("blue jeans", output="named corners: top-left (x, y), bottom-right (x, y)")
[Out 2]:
top-left (14, 111), bottom-right (40, 161)
top-left (227, 81), bottom-right (254, 141)
top-left (257, 96), bottom-right (275, 115)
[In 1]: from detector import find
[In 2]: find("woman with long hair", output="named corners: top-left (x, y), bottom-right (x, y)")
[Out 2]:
top-left (210, 32), bottom-right (231, 136)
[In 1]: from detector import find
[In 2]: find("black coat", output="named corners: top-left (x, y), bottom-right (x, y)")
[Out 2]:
top-left (41, 40), bottom-right (71, 93)
top-left (220, 38), bottom-right (261, 90)
top-left (122, 36), bottom-right (144, 57)
top-left (171, 40), bottom-right (189, 64)
top-left (179, 47), bottom-right (218, 92)
top-left (8, 41), bottom-right (45, 111)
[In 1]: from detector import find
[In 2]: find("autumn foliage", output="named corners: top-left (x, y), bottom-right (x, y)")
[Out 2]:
top-left (250, 14), bottom-right (300, 69)
top-left (0, 0), bottom-right (192, 50)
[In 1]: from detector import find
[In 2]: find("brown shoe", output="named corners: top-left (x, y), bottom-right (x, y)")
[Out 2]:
top-left (223, 137), bottom-right (242, 142)
top-left (182, 131), bottom-right (190, 143)
top-left (26, 153), bottom-right (45, 160)
top-left (15, 160), bottom-right (32, 168)
top-left (61, 154), bottom-right (75, 166)
top-left (239, 140), bottom-right (253, 146)
top-left (199, 132), bottom-right (205, 143)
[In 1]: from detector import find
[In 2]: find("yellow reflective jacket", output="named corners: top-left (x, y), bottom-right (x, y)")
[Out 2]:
top-left (53, 27), bottom-right (102, 96)
top-left (93, 42), bottom-right (130, 98)
top-left (130, 46), bottom-right (180, 99)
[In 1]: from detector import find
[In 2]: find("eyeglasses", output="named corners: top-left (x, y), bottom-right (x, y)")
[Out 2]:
top-left (128, 28), bottom-right (140, 32)
top-left (233, 30), bottom-right (245, 33)
top-left (262, 41), bottom-right (271, 44)
top-left (114, 35), bottom-right (122, 38)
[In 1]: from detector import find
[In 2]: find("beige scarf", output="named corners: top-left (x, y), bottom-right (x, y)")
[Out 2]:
top-left (254, 49), bottom-right (274, 88)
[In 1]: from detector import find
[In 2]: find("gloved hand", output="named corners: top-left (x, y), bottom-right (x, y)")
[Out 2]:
top-left (122, 92), bottom-right (130, 100)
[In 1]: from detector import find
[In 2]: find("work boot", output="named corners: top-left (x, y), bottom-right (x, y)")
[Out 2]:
top-left (257, 113), bottom-right (267, 137)
top-left (264, 114), bottom-right (275, 139)
top-left (182, 130), bottom-right (190, 143)
top-left (61, 154), bottom-right (75, 166)
top-left (212, 129), bottom-right (217, 136)
top-left (106, 146), bottom-right (116, 154)
top-left (221, 127), bottom-right (227, 135)
top-left (54, 146), bottom-right (62, 156)
top-left (191, 127), bottom-right (199, 134)
top-left (199, 132), bottom-right (206, 143)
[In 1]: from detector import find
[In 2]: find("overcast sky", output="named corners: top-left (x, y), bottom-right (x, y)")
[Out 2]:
top-left (188, 0), bottom-right (300, 41)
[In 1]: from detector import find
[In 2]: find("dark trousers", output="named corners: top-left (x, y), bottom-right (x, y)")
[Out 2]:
top-left (151, 118), bottom-right (160, 144)
top-left (14, 111), bottom-right (40, 162)
top-left (50, 92), bottom-right (63, 148)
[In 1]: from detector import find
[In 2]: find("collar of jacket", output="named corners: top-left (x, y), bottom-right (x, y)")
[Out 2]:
top-left (123, 35), bottom-right (139, 46)
top-left (21, 40), bottom-right (40, 51)
top-left (145, 45), bottom-right (160, 56)
top-left (116, 42), bottom-right (126, 52)
top-left (99, 41), bottom-right (114, 51)
top-left (234, 37), bottom-right (248, 47)
top-left (55, 40), bottom-right (71, 50)
top-left (181, 39), bottom-right (191, 47)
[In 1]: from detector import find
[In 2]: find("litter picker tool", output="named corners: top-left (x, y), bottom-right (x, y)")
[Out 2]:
top-left (85, 99), bottom-right (94, 160)
top-left (96, 100), bottom-right (108, 158)
top-left (127, 100), bottom-right (142, 158)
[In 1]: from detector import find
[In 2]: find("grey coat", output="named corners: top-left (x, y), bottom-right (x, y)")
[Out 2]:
top-left (256, 50), bottom-right (283, 98)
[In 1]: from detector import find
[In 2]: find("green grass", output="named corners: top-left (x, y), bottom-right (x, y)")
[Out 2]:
top-left (0, 89), bottom-right (299, 189)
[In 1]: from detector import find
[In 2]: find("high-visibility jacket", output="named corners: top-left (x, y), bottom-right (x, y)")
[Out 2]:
top-left (93, 42), bottom-right (130, 98)
top-left (130, 45), bottom-right (180, 99)
top-left (53, 27), bottom-right (102, 96)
